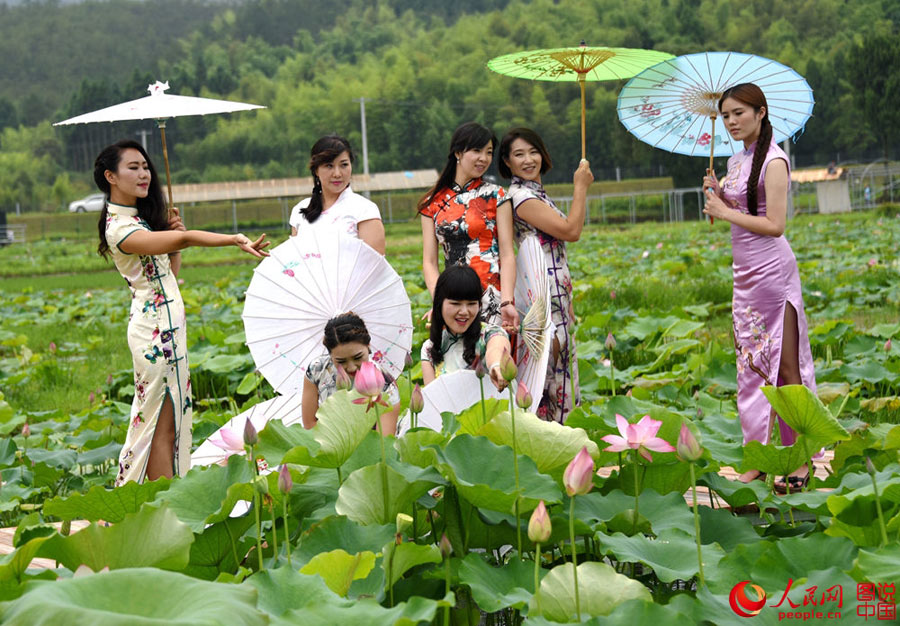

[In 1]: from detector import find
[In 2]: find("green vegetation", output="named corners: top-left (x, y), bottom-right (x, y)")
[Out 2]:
top-left (0, 210), bottom-right (897, 621)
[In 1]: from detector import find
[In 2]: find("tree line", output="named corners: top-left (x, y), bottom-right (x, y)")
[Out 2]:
top-left (1, 0), bottom-right (898, 212)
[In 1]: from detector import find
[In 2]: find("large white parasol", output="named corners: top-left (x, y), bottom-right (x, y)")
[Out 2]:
top-left (400, 370), bottom-right (506, 435)
top-left (514, 235), bottom-right (553, 407)
top-left (191, 393), bottom-right (303, 469)
top-left (54, 81), bottom-right (265, 209)
top-left (242, 231), bottom-right (413, 395)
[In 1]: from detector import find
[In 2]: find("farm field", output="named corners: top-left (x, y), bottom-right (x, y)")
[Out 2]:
top-left (0, 209), bottom-right (898, 623)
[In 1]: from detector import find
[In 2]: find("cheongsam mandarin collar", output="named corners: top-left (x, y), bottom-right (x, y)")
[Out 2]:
top-left (450, 177), bottom-right (483, 193)
top-left (511, 176), bottom-right (544, 193)
top-left (742, 140), bottom-right (759, 156)
top-left (107, 202), bottom-right (138, 217)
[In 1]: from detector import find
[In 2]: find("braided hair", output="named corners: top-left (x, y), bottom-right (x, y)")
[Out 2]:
top-left (428, 264), bottom-right (483, 367)
top-left (719, 83), bottom-right (772, 216)
top-left (303, 135), bottom-right (354, 224)
top-left (322, 312), bottom-right (370, 351)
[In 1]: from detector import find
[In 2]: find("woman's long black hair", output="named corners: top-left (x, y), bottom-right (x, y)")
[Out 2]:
top-left (95, 139), bottom-right (167, 259)
top-left (428, 264), bottom-right (483, 367)
top-left (302, 135), bottom-right (354, 224)
top-left (718, 83), bottom-right (772, 216)
top-left (417, 122), bottom-right (497, 214)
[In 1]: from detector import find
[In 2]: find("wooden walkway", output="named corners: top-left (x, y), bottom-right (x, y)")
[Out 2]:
top-left (1, 452), bottom-right (833, 569)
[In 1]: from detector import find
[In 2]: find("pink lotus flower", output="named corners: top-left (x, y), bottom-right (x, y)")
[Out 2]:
top-left (48, 342), bottom-right (57, 353)
top-left (601, 414), bottom-right (675, 462)
top-left (335, 364), bottom-right (353, 391)
top-left (563, 447), bottom-right (594, 496)
top-left (605, 333), bottom-right (616, 350)
top-left (515, 381), bottom-right (532, 410)
top-left (885, 338), bottom-right (893, 353)
top-left (527, 500), bottom-right (551, 543)
top-left (278, 464), bottom-right (292, 495)
top-left (243, 419), bottom-right (258, 446)
top-left (21, 422), bottom-right (30, 438)
top-left (500, 352), bottom-right (518, 382)
top-left (676, 423), bottom-right (702, 462)
top-left (352, 361), bottom-right (390, 411)
top-left (410, 383), bottom-right (424, 414)
top-left (610, 290), bottom-right (616, 300)
top-left (868, 258), bottom-right (877, 268)
top-left (210, 426), bottom-right (245, 462)
top-left (354, 361), bottom-right (384, 397)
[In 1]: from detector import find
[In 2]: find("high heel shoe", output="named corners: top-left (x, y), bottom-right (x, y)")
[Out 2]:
top-left (774, 471), bottom-right (810, 494)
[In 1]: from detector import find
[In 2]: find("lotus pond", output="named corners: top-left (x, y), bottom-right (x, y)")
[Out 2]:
top-left (0, 210), bottom-right (898, 624)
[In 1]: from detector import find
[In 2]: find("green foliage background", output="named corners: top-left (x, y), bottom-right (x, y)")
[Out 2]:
top-left (0, 0), bottom-right (898, 210)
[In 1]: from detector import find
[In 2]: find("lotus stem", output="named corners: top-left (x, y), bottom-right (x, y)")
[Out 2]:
top-left (249, 445), bottom-right (264, 572)
top-left (374, 403), bottom-right (391, 525)
top-left (412, 502), bottom-right (418, 544)
top-left (282, 494), bottom-right (292, 567)
top-left (508, 386), bottom-right (521, 557)
top-left (534, 542), bottom-right (543, 615)
top-left (387, 544), bottom-right (395, 607)
top-left (443, 551), bottom-right (451, 626)
top-left (632, 450), bottom-right (640, 536)
top-left (569, 496), bottom-right (581, 621)
top-left (870, 464), bottom-right (889, 547)
top-left (223, 518), bottom-right (241, 571)
top-left (336, 466), bottom-right (342, 485)
top-left (689, 462), bottom-right (705, 587)
top-left (269, 499), bottom-right (278, 564)
top-left (479, 377), bottom-right (487, 427)
top-left (610, 354), bottom-right (615, 396)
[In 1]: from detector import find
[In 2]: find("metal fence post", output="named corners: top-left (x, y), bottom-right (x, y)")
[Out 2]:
top-left (232, 200), bottom-right (237, 233)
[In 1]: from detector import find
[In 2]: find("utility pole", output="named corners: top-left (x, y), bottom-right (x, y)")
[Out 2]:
top-left (353, 97), bottom-right (371, 198)
top-left (136, 129), bottom-right (151, 151)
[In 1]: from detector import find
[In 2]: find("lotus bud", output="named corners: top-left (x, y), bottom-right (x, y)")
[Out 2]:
top-left (515, 381), bottom-right (533, 410)
top-left (676, 424), bottom-right (703, 462)
top-left (88, 391), bottom-right (95, 405)
top-left (404, 351), bottom-right (414, 369)
top-left (396, 513), bottom-right (413, 535)
top-left (106, 373), bottom-right (113, 386)
top-left (21, 422), bottom-right (30, 438)
top-left (243, 419), bottom-right (258, 446)
top-left (410, 384), bottom-right (424, 414)
top-left (335, 364), bottom-right (353, 391)
top-left (278, 464), bottom-right (292, 495)
top-left (253, 474), bottom-right (269, 495)
top-left (60, 519), bottom-right (71, 536)
top-left (605, 333), bottom-right (616, 351)
top-left (500, 352), bottom-right (518, 382)
top-left (439, 533), bottom-right (452, 558)
top-left (48, 342), bottom-right (56, 353)
top-left (885, 338), bottom-right (893, 353)
top-left (354, 361), bottom-right (385, 398)
top-left (563, 447), bottom-right (594, 496)
top-left (610, 290), bottom-right (616, 300)
top-left (866, 456), bottom-right (876, 476)
top-left (527, 500), bottom-right (551, 543)
top-left (473, 356), bottom-right (486, 380)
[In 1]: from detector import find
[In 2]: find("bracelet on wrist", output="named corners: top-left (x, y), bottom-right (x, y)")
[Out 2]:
top-left (500, 300), bottom-right (514, 308)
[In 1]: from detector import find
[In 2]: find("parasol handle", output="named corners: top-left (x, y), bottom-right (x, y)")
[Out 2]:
top-left (579, 75), bottom-right (586, 160)
top-left (157, 120), bottom-right (175, 216)
top-left (707, 114), bottom-right (716, 225)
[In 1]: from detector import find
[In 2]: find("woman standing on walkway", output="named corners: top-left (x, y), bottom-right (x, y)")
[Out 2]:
top-left (419, 122), bottom-right (518, 332)
top-left (97, 139), bottom-right (268, 485)
top-left (289, 135), bottom-right (386, 254)
top-left (499, 127), bottom-right (593, 423)
top-left (702, 83), bottom-right (816, 492)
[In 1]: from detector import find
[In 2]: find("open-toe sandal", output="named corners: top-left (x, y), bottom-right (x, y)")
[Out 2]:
top-left (774, 472), bottom-right (810, 494)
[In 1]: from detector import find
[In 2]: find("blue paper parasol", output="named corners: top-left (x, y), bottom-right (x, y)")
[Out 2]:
top-left (617, 51), bottom-right (814, 159)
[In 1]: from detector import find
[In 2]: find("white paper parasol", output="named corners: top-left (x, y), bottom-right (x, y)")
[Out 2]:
top-left (242, 230), bottom-right (413, 395)
top-left (514, 236), bottom-right (553, 407)
top-left (400, 370), bottom-right (506, 435)
top-left (54, 81), bottom-right (265, 209)
top-left (191, 393), bottom-right (303, 469)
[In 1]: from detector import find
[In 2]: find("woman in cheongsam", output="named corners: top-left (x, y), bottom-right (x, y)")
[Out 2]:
top-left (499, 127), bottom-right (593, 424)
top-left (419, 122), bottom-right (518, 333)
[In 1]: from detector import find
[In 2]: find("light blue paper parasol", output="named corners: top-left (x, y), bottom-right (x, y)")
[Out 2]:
top-left (617, 52), bottom-right (814, 159)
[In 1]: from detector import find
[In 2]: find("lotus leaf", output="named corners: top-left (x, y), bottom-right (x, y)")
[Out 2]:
top-left (528, 561), bottom-right (651, 621)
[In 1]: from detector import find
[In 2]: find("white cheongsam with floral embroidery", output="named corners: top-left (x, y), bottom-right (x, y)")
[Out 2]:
top-left (105, 203), bottom-right (192, 485)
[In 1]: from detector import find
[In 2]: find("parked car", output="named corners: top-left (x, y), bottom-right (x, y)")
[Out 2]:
top-left (68, 193), bottom-right (106, 213)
